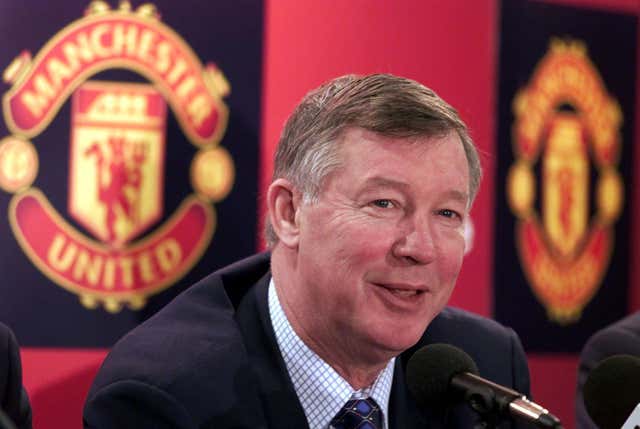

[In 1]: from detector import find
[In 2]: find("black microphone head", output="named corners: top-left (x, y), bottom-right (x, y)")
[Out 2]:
top-left (406, 343), bottom-right (479, 409)
top-left (584, 354), bottom-right (640, 429)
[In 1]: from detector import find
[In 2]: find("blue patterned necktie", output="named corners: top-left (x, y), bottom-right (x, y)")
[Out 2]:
top-left (329, 397), bottom-right (383, 429)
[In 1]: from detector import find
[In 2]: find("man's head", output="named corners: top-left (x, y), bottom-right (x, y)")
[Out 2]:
top-left (266, 74), bottom-right (481, 381)
top-left (265, 73), bottom-right (480, 246)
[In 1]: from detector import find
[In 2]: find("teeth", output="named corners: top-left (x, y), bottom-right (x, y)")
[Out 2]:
top-left (389, 289), bottom-right (417, 297)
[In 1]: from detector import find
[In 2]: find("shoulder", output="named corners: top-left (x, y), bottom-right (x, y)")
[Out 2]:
top-left (89, 273), bottom-right (244, 390)
top-left (0, 322), bottom-right (32, 429)
top-left (407, 307), bottom-right (530, 393)
top-left (0, 322), bottom-right (18, 353)
top-left (91, 252), bottom-right (271, 385)
top-left (575, 312), bottom-right (640, 429)
top-left (580, 312), bottom-right (640, 368)
top-left (0, 322), bottom-right (18, 385)
top-left (0, 322), bottom-right (10, 340)
top-left (85, 253), bottom-right (271, 427)
top-left (0, 321), bottom-right (22, 388)
top-left (425, 306), bottom-right (520, 348)
top-left (591, 311), bottom-right (640, 344)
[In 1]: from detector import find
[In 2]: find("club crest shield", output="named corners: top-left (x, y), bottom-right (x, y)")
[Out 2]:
top-left (69, 81), bottom-right (165, 246)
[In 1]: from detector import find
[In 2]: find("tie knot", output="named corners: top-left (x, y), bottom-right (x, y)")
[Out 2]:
top-left (330, 397), bottom-right (382, 429)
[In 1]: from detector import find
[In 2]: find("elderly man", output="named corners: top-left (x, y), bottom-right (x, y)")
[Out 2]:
top-left (84, 74), bottom-right (530, 428)
top-left (0, 323), bottom-right (31, 429)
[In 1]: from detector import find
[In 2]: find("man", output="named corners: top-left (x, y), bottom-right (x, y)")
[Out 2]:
top-left (84, 74), bottom-right (530, 428)
top-left (0, 322), bottom-right (31, 429)
top-left (576, 312), bottom-right (640, 428)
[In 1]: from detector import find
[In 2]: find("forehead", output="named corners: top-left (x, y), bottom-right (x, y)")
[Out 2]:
top-left (336, 128), bottom-right (466, 169)
top-left (330, 128), bottom-right (470, 199)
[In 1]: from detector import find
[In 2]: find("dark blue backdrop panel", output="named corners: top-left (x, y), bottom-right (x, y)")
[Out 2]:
top-left (0, 0), bottom-right (263, 347)
top-left (494, 0), bottom-right (636, 352)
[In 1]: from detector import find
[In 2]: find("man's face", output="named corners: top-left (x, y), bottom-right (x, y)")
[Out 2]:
top-left (293, 128), bottom-right (470, 363)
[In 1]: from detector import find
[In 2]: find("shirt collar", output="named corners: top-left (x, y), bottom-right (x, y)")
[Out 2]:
top-left (268, 278), bottom-right (395, 429)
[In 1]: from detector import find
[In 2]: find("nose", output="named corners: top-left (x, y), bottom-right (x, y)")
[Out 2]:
top-left (391, 217), bottom-right (436, 265)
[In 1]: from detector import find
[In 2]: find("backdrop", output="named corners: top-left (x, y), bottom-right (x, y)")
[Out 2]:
top-left (0, 0), bottom-right (638, 428)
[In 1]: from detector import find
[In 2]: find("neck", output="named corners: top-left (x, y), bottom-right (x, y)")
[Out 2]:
top-left (305, 336), bottom-right (388, 389)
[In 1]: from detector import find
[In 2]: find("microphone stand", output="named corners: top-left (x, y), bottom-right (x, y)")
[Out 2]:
top-left (453, 374), bottom-right (563, 429)
top-left (459, 380), bottom-right (507, 429)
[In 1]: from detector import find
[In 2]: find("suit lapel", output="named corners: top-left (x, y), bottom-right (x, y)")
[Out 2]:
top-left (235, 273), bottom-right (310, 429)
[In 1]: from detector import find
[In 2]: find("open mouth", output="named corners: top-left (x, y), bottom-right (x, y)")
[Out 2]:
top-left (373, 283), bottom-right (426, 302)
top-left (383, 287), bottom-right (422, 297)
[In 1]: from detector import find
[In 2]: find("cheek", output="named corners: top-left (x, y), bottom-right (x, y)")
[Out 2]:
top-left (320, 225), bottom-right (395, 301)
top-left (435, 233), bottom-right (466, 282)
top-left (303, 220), bottom-right (387, 276)
top-left (332, 220), bottom-right (396, 259)
top-left (429, 242), bottom-right (464, 316)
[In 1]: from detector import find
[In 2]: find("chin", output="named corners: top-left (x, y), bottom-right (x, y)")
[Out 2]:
top-left (369, 326), bottom-right (425, 356)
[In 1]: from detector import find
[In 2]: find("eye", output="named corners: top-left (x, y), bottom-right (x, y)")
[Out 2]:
top-left (371, 199), bottom-right (395, 209)
top-left (438, 209), bottom-right (460, 219)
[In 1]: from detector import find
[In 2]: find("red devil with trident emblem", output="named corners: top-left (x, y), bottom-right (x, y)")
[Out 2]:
top-left (84, 135), bottom-right (147, 245)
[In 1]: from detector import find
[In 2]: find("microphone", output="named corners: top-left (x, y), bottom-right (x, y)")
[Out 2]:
top-left (406, 343), bottom-right (563, 428)
top-left (583, 354), bottom-right (640, 429)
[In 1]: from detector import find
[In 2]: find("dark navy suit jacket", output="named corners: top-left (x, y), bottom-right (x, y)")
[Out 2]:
top-left (576, 312), bottom-right (640, 429)
top-left (84, 253), bottom-right (530, 428)
top-left (0, 323), bottom-right (31, 429)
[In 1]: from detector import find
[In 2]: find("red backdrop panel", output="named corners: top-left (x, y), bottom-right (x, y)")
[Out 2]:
top-left (21, 349), bottom-right (106, 428)
top-left (260, 0), bottom-right (498, 316)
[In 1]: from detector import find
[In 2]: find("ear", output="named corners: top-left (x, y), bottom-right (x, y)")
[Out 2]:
top-left (267, 178), bottom-right (302, 248)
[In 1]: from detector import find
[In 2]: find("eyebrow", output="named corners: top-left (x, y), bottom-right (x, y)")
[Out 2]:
top-left (357, 177), bottom-right (469, 203)
top-left (442, 190), bottom-right (469, 204)
top-left (361, 177), bottom-right (410, 190)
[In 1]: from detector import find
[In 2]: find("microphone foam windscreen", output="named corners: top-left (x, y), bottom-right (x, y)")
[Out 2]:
top-left (406, 343), bottom-right (479, 409)
top-left (583, 354), bottom-right (640, 429)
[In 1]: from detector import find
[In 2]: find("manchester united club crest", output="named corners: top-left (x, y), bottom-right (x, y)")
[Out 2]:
top-left (0, 1), bottom-right (235, 312)
top-left (507, 39), bottom-right (623, 323)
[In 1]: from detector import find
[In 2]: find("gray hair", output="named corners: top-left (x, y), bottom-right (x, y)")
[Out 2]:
top-left (265, 73), bottom-right (481, 245)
